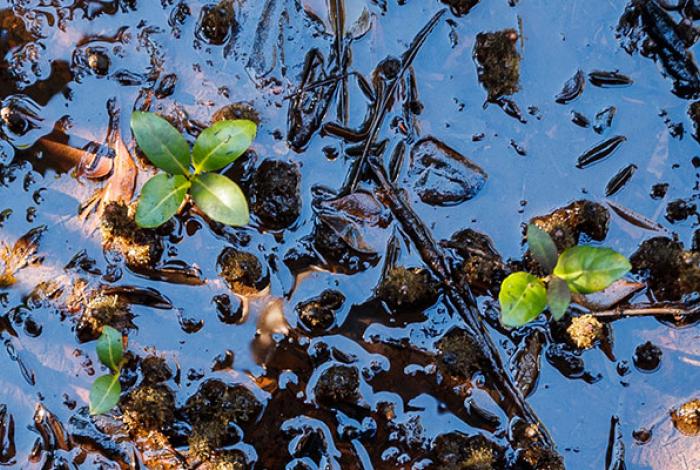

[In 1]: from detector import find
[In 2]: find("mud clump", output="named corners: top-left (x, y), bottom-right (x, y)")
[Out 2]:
top-left (139, 355), bottom-right (173, 386)
top-left (314, 365), bottom-right (360, 405)
top-left (566, 315), bottom-right (604, 350)
top-left (76, 295), bottom-right (134, 342)
top-left (665, 198), bottom-right (697, 223)
top-left (101, 202), bottom-right (162, 269)
top-left (517, 446), bottom-right (565, 470)
top-left (430, 433), bottom-right (503, 470)
top-left (441, 0), bottom-right (480, 17)
top-left (671, 399), bottom-right (700, 436)
top-left (630, 237), bottom-right (700, 300)
top-left (296, 289), bottom-right (345, 331)
top-left (197, 1), bottom-right (235, 45)
top-left (185, 380), bottom-right (262, 460)
top-left (437, 329), bottom-right (486, 378)
top-left (530, 200), bottom-right (610, 251)
top-left (251, 160), bottom-right (301, 230)
top-left (212, 102), bottom-right (260, 125)
top-left (473, 29), bottom-right (521, 100)
top-left (218, 248), bottom-right (269, 295)
top-left (376, 266), bottom-right (438, 310)
top-left (633, 341), bottom-right (662, 372)
top-left (443, 229), bottom-right (506, 295)
top-left (122, 384), bottom-right (175, 434)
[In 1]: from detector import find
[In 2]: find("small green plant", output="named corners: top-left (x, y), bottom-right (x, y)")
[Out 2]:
top-left (89, 326), bottom-right (124, 415)
top-left (130, 112), bottom-right (257, 228)
top-left (499, 224), bottom-right (631, 328)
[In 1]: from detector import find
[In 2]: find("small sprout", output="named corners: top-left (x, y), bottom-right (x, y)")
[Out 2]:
top-left (89, 326), bottom-right (125, 415)
top-left (499, 224), bottom-right (631, 327)
top-left (130, 111), bottom-right (257, 228)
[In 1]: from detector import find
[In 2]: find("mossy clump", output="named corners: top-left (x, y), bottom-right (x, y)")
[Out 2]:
top-left (680, 251), bottom-right (700, 294)
top-left (197, 0), bottom-right (235, 45)
top-left (296, 289), bottom-right (345, 332)
top-left (517, 446), bottom-right (565, 470)
top-left (251, 160), bottom-right (301, 230)
top-left (218, 248), bottom-right (269, 295)
top-left (431, 433), bottom-right (502, 470)
top-left (437, 329), bottom-right (485, 379)
top-left (314, 365), bottom-right (360, 405)
top-left (212, 102), bottom-right (260, 125)
top-left (671, 399), bottom-right (700, 436)
top-left (376, 266), bottom-right (438, 310)
top-left (101, 202), bottom-right (162, 268)
top-left (441, 0), bottom-right (480, 17)
top-left (473, 29), bottom-right (521, 100)
top-left (122, 384), bottom-right (176, 434)
top-left (185, 380), bottom-right (261, 460)
top-left (443, 229), bottom-right (507, 295)
top-left (630, 237), bottom-right (700, 300)
top-left (530, 200), bottom-right (610, 252)
top-left (139, 355), bottom-right (173, 386)
top-left (76, 294), bottom-right (134, 342)
top-left (566, 315), bottom-right (604, 350)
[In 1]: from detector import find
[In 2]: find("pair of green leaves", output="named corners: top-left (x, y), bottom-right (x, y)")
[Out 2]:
top-left (499, 224), bottom-right (631, 328)
top-left (131, 112), bottom-right (257, 228)
top-left (89, 326), bottom-right (124, 415)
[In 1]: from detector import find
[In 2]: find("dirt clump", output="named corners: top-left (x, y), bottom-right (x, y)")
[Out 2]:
top-left (665, 198), bottom-right (697, 223)
top-left (197, 0), bottom-right (235, 45)
top-left (251, 160), bottom-right (301, 230)
top-left (566, 315), bottom-right (604, 350)
top-left (218, 248), bottom-right (269, 295)
top-left (101, 202), bottom-right (163, 269)
top-left (633, 341), bottom-right (662, 372)
top-left (473, 29), bottom-right (521, 100)
top-left (671, 399), bottom-right (700, 436)
top-left (441, 0), bottom-right (480, 17)
top-left (529, 200), bottom-right (610, 251)
top-left (631, 237), bottom-right (700, 300)
top-left (139, 355), bottom-right (173, 386)
top-left (76, 294), bottom-right (134, 342)
top-left (443, 229), bottom-right (507, 295)
top-left (437, 329), bottom-right (486, 378)
top-left (314, 365), bottom-right (360, 405)
top-left (122, 384), bottom-right (175, 434)
top-left (376, 266), bottom-right (439, 310)
top-left (212, 102), bottom-right (260, 125)
top-left (296, 289), bottom-right (345, 332)
top-left (430, 433), bottom-right (503, 469)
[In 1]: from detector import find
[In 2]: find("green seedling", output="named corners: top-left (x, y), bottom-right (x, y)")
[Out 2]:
top-left (130, 112), bottom-right (257, 228)
top-left (499, 224), bottom-right (631, 328)
top-left (89, 325), bottom-right (125, 415)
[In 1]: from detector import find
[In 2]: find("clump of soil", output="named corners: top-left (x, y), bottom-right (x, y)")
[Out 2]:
top-left (665, 198), bottom-right (697, 223)
top-left (529, 200), bottom-right (610, 251)
top-left (671, 399), bottom-right (700, 436)
top-left (212, 102), bottom-right (260, 124)
top-left (139, 355), bottom-right (173, 386)
top-left (566, 315), bottom-right (604, 350)
top-left (296, 289), bottom-right (345, 332)
top-left (251, 160), bottom-right (301, 230)
top-left (441, 0), bottom-right (480, 17)
top-left (430, 433), bottom-right (503, 469)
top-left (633, 341), bottom-right (662, 372)
top-left (631, 237), bottom-right (700, 300)
top-left (376, 266), bottom-right (439, 310)
top-left (76, 294), bottom-right (134, 342)
top-left (185, 380), bottom-right (262, 461)
top-left (121, 384), bottom-right (176, 434)
top-left (437, 329), bottom-right (485, 378)
top-left (517, 446), bottom-right (566, 470)
top-left (473, 29), bottom-right (521, 100)
top-left (101, 202), bottom-right (162, 269)
top-left (314, 365), bottom-right (360, 405)
top-left (442, 229), bottom-right (507, 295)
top-left (197, 0), bottom-right (235, 45)
top-left (218, 248), bottom-right (269, 295)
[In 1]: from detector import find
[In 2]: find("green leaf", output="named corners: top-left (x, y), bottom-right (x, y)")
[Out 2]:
top-left (135, 173), bottom-right (190, 228)
top-left (499, 272), bottom-right (548, 328)
top-left (547, 276), bottom-right (571, 321)
top-left (553, 245), bottom-right (631, 294)
top-left (89, 374), bottom-right (121, 415)
top-left (130, 111), bottom-right (190, 175)
top-left (96, 325), bottom-right (123, 372)
top-left (192, 120), bottom-right (257, 173)
top-left (190, 173), bottom-right (249, 226)
top-left (527, 224), bottom-right (558, 274)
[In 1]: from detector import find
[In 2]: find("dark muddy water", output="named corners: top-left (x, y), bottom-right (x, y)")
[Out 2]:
top-left (0, 0), bottom-right (699, 468)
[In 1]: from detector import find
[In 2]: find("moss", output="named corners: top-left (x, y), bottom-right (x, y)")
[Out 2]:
top-left (314, 365), bottom-right (360, 405)
top-left (671, 399), bottom-right (700, 436)
top-left (631, 237), bottom-right (684, 300)
top-left (566, 315), bottom-right (603, 350)
top-left (76, 294), bottom-right (133, 342)
top-left (518, 446), bottom-right (565, 470)
top-left (251, 160), bottom-right (301, 230)
top-left (101, 202), bottom-right (162, 268)
top-left (376, 266), bottom-right (438, 310)
top-left (679, 251), bottom-right (700, 294)
top-left (431, 433), bottom-right (502, 470)
top-left (212, 102), bottom-right (260, 125)
top-left (296, 289), bottom-right (345, 331)
top-left (437, 329), bottom-right (485, 378)
top-left (530, 200), bottom-right (610, 252)
top-left (443, 229), bottom-right (506, 295)
top-left (121, 384), bottom-right (175, 434)
top-left (473, 29), bottom-right (521, 100)
top-left (139, 355), bottom-right (173, 385)
top-left (218, 248), bottom-right (269, 295)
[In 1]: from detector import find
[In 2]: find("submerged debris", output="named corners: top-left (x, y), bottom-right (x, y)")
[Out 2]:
top-left (633, 341), bottom-right (662, 372)
top-left (430, 433), bottom-right (503, 470)
top-left (197, 0), bottom-right (236, 45)
top-left (530, 200), bottom-right (610, 251)
top-left (76, 294), bottom-right (134, 342)
top-left (631, 237), bottom-right (700, 300)
top-left (101, 202), bottom-right (162, 269)
top-left (555, 69), bottom-right (585, 104)
top-left (671, 399), bottom-right (700, 436)
top-left (212, 102), bottom-right (260, 124)
top-left (567, 315), bottom-right (604, 350)
top-left (473, 29), bottom-right (521, 100)
top-left (442, 228), bottom-right (507, 295)
top-left (296, 289), bottom-right (345, 331)
top-left (218, 248), bottom-right (269, 295)
top-left (441, 0), bottom-right (480, 17)
top-left (437, 329), bottom-right (485, 378)
top-left (314, 365), bottom-right (360, 405)
top-left (376, 266), bottom-right (439, 311)
top-left (576, 135), bottom-right (627, 169)
top-left (588, 70), bottom-right (634, 88)
top-left (251, 160), bottom-right (301, 230)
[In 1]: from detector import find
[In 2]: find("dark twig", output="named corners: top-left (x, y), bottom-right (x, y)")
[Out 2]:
top-left (590, 302), bottom-right (700, 319)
